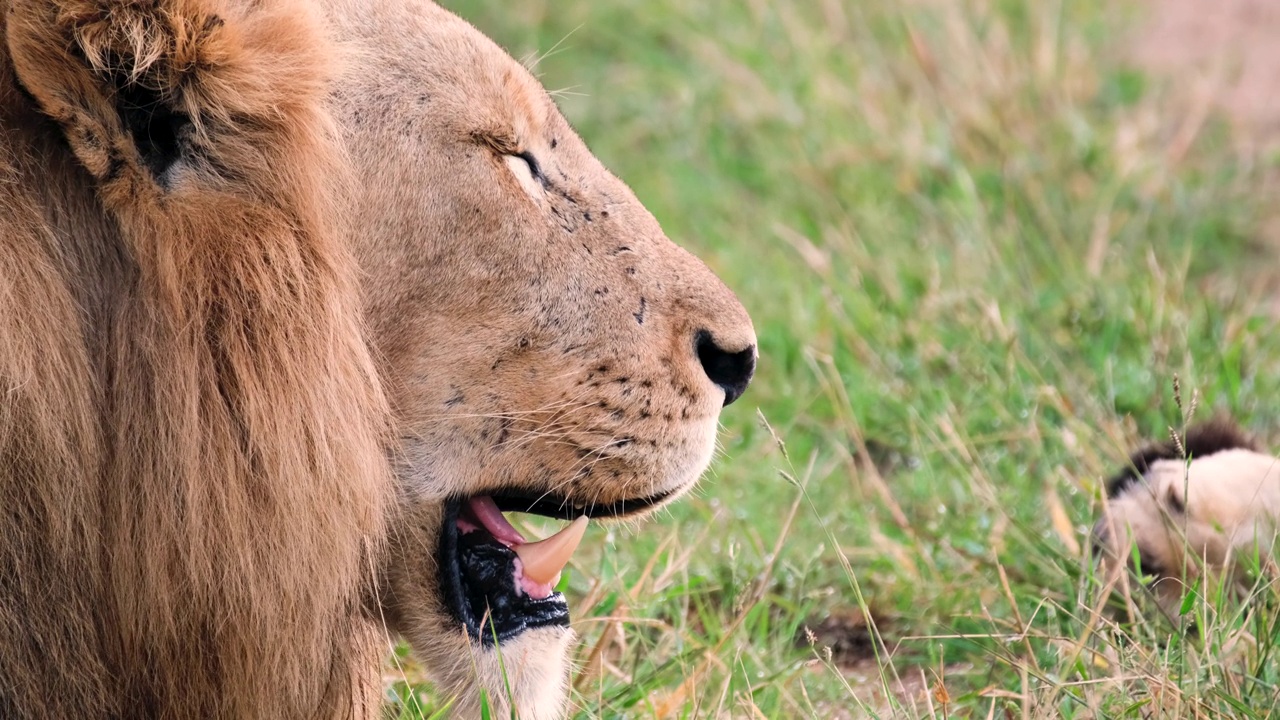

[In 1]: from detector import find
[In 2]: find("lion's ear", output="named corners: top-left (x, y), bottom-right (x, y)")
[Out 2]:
top-left (5, 0), bottom-right (333, 197)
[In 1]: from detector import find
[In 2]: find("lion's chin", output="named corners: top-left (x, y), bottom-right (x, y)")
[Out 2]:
top-left (449, 625), bottom-right (575, 720)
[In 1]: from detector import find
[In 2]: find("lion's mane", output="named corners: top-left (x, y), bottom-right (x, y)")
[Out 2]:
top-left (0, 1), bottom-right (391, 717)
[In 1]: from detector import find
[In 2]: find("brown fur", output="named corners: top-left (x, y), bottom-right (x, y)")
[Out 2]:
top-left (1, 1), bottom-right (756, 718)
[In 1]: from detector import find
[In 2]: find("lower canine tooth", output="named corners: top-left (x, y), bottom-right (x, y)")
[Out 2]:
top-left (514, 516), bottom-right (589, 585)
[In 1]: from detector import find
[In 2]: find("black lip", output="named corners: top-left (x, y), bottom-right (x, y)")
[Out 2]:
top-left (437, 488), bottom-right (676, 645)
top-left (487, 487), bottom-right (675, 520)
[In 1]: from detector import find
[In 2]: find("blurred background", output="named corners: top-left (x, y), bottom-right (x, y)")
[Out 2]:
top-left (390, 1), bottom-right (1280, 716)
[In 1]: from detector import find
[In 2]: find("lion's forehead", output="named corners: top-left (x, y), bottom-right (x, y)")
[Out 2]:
top-left (326, 0), bottom-right (553, 139)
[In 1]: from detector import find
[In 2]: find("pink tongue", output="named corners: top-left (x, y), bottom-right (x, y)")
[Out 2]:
top-left (467, 496), bottom-right (526, 547)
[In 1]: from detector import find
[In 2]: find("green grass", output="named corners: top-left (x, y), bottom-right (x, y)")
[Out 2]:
top-left (389, 0), bottom-right (1280, 716)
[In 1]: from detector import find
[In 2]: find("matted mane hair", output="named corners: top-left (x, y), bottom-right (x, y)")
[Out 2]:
top-left (0, 0), bottom-right (392, 717)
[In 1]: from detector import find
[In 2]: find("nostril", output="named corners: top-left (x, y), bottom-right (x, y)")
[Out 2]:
top-left (695, 330), bottom-right (756, 407)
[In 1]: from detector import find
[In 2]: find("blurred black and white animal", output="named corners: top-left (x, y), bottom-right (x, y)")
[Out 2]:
top-left (1093, 421), bottom-right (1280, 616)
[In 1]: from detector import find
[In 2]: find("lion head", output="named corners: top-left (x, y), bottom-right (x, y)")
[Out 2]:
top-left (0, 0), bottom-right (753, 718)
top-left (1094, 422), bottom-right (1280, 618)
top-left (327, 3), bottom-right (756, 716)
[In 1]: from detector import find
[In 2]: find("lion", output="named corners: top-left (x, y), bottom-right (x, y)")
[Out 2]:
top-left (1093, 421), bottom-right (1280, 618)
top-left (0, 0), bottom-right (756, 719)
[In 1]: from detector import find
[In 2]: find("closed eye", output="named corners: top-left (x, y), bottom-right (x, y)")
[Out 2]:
top-left (514, 151), bottom-right (545, 184)
top-left (504, 151), bottom-right (547, 198)
top-left (504, 149), bottom-right (545, 184)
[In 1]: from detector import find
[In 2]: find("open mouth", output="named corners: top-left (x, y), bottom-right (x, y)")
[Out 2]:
top-left (438, 489), bottom-right (672, 645)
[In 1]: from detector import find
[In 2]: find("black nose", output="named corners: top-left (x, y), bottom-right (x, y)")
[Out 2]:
top-left (695, 330), bottom-right (756, 406)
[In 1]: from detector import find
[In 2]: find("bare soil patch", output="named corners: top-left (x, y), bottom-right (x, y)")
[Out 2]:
top-left (1133, 0), bottom-right (1280, 151)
